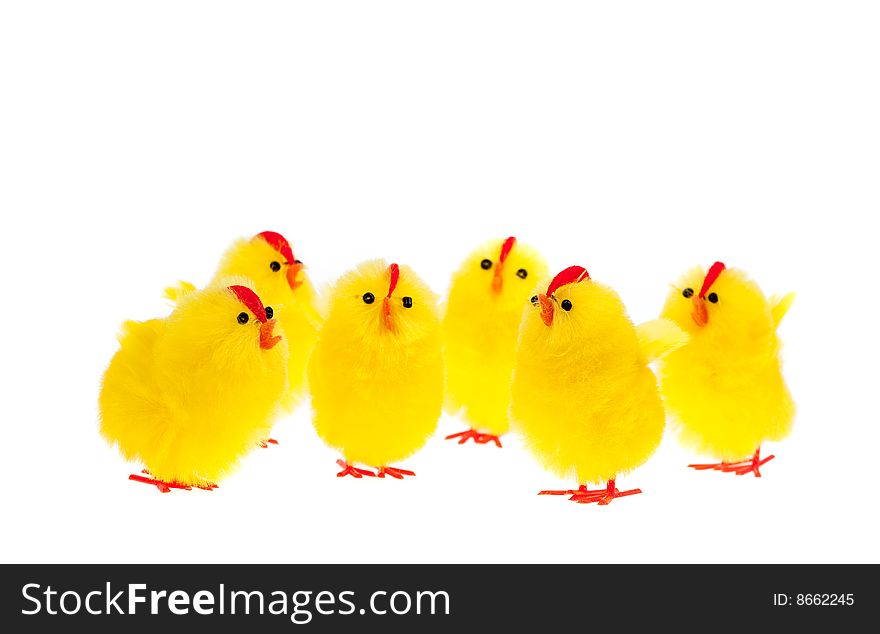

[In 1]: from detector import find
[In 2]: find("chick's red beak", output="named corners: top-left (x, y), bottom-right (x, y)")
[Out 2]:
top-left (260, 319), bottom-right (282, 350)
top-left (538, 293), bottom-right (554, 327)
top-left (492, 266), bottom-right (503, 294)
top-left (691, 296), bottom-right (708, 327)
top-left (382, 297), bottom-right (395, 332)
top-left (286, 262), bottom-right (304, 291)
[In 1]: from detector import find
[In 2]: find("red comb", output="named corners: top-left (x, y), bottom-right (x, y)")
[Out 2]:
top-left (228, 285), bottom-right (268, 323)
top-left (387, 263), bottom-right (400, 297)
top-left (499, 236), bottom-right (516, 264)
top-left (699, 261), bottom-right (726, 298)
top-left (546, 266), bottom-right (590, 296)
top-left (256, 231), bottom-right (295, 264)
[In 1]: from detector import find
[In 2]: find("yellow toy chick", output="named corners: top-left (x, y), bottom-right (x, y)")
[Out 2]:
top-left (511, 266), bottom-right (687, 505)
top-left (168, 231), bottom-right (320, 415)
top-left (659, 261), bottom-right (795, 476)
top-left (442, 236), bottom-right (547, 447)
top-left (99, 282), bottom-right (287, 492)
top-left (309, 260), bottom-right (443, 478)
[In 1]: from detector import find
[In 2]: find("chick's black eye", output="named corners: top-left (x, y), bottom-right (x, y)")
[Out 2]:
top-left (561, 299), bottom-right (573, 311)
top-left (530, 295), bottom-right (538, 304)
top-left (264, 306), bottom-right (274, 319)
top-left (682, 288), bottom-right (694, 298)
top-left (270, 261), bottom-right (281, 272)
top-left (362, 292), bottom-right (375, 304)
top-left (707, 292), bottom-right (719, 303)
top-left (237, 312), bottom-right (249, 324)
top-left (516, 269), bottom-right (528, 279)
top-left (402, 296), bottom-right (413, 308)
top-left (480, 259), bottom-right (492, 270)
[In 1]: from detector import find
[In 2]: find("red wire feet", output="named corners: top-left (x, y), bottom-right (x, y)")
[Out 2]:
top-left (539, 479), bottom-right (642, 505)
top-left (444, 429), bottom-right (503, 448)
top-left (259, 438), bottom-right (279, 448)
top-left (336, 459), bottom-right (376, 478)
top-left (689, 447), bottom-right (775, 477)
top-left (334, 460), bottom-right (415, 479)
top-left (377, 466), bottom-right (416, 479)
top-left (129, 470), bottom-right (218, 493)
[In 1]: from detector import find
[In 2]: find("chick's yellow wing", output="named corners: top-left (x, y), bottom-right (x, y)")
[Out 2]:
top-left (296, 280), bottom-right (325, 330)
top-left (636, 318), bottom-right (689, 363)
top-left (770, 292), bottom-right (795, 329)
top-left (163, 280), bottom-right (197, 303)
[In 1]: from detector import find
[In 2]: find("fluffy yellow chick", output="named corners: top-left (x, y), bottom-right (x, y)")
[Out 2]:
top-left (659, 261), bottom-right (795, 476)
top-left (442, 236), bottom-right (547, 447)
top-left (99, 282), bottom-right (287, 492)
top-left (168, 231), bottom-right (320, 414)
top-left (511, 266), bottom-right (687, 505)
top-left (309, 260), bottom-right (443, 478)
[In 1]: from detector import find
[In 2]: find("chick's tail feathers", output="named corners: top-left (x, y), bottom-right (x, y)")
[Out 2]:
top-left (636, 318), bottom-right (689, 363)
top-left (163, 280), bottom-right (197, 304)
top-left (100, 318), bottom-right (166, 457)
top-left (116, 318), bottom-right (163, 353)
top-left (770, 292), bottom-right (795, 329)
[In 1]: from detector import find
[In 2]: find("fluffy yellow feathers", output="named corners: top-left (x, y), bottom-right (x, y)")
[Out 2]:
top-left (443, 237), bottom-right (547, 444)
top-left (99, 281), bottom-right (287, 489)
top-left (100, 230), bottom-right (795, 498)
top-left (212, 231), bottom-right (321, 411)
top-left (309, 260), bottom-right (443, 477)
top-left (511, 266), bottom-right (687, 504)
top-left (659, 262), bottom-right (794, 472)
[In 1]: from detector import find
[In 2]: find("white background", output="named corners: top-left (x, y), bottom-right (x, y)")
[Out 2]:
top-left (1, 1), bottom-right (878, 564)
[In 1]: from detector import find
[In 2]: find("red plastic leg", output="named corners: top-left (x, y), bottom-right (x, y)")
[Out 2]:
top-left (477, 433), bottom-right (503, 448)
top-left (377, 466), bottom-right (416, 479)
top-left (539, 485), bottom-right (589, 496)
top-left (445, 429), bottom-right (503, 447)
top-left (540, 479), bottom-right (642, 505)
top-left (129, 474), bottom-right (190, 493)
top-left (445, 429), bottom-right (480, 444)
top-left (728, 447), bottom-right (775, 477)
top-left (131, 469), bottom-right (218, 492)
top-left (688, 447), bottom-right (775, 478)
top-left (259, 438), bottom-right (279, 448)
top-left (336, 459), bottom-right (376, 478)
